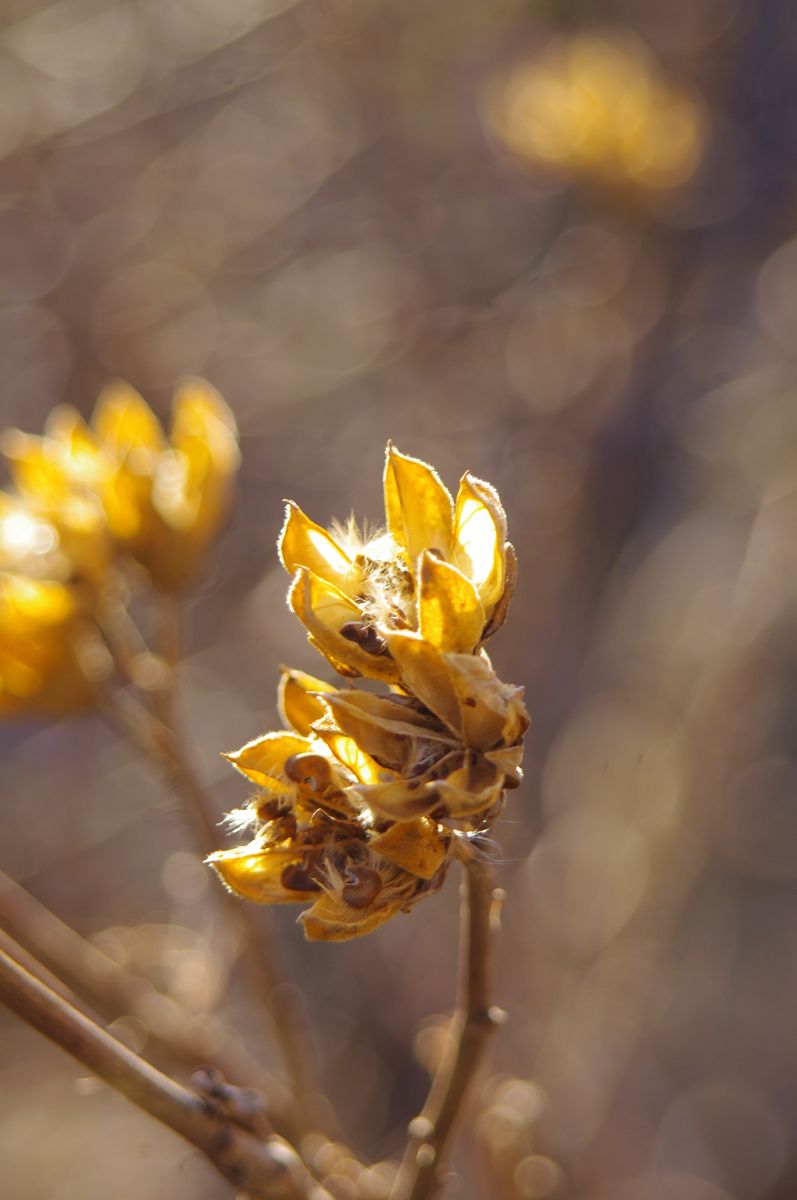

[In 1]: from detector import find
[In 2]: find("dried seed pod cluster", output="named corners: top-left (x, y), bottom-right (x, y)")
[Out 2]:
top-left (0, 380), bottom-right (239, 715)
top-left (209, 446), bottom-right (527, 941)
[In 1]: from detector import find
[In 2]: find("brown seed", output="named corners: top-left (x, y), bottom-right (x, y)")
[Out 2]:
top-left (284, 753), bottom-right (333, 792)
top-left (339, 621), bottom-right (388, 656)
top-left (281, 863), bottom-right (322, 892)
top-left (341, 867), bottom-right (383, 909)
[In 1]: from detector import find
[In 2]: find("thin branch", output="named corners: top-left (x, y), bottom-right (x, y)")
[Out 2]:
top-left (390, 854), bottom-right (501, 1200)
top-left (0, 947), bottom-right (331, 1200)
top-left (103, 682), bottom-right (329, 1143)
top-left (0, 867), bottom-right (295, 1136)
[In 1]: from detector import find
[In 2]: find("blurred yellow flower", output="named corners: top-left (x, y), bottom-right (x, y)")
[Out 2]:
top-left (484, 32), bottom-right (705, 192)
top-left (0, 486), bottom-right (109, 587)
top-left (280, 443), bottom-right (516, 682)
top-left (0, 574), bottom-right (110, 717)
top-left (3, 379), bottom-right (240, 592)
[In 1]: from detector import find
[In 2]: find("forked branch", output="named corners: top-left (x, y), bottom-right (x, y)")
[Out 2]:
top-left (0, 947), bottom-right (329, 1200)
top-left (104, 680), bottom-right (328, 1142)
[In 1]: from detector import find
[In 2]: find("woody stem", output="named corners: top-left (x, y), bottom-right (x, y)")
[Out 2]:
top-left (105, 689), bottom-right (329, 1143)
top-left (0, 867), bottom-right (297, 1137)
top-left (0, 946), bottom-right (329, 1200)
top-left (100, 592), bottom-right (330, 1145)
top-left (390, 854), bottom-right (500, 1200)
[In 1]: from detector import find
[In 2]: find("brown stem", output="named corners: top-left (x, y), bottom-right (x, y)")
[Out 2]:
top-left (0, 947), bottom-right (330, 1200)
top-left (391, 855), bottom-right (501, 1200)
top-left (103, 688), bottom-right (329, 1143)
top-left (0, 867), bottom-right (295, 1136)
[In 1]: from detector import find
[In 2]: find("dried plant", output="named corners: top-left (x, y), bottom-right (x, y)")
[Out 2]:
top-left (0, 397), bottom-right (526, 1200)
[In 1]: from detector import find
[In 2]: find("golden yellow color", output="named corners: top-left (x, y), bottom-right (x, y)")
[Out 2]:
top-left (0, 574), bottom-right (110, 717)
top-left (3, 380), bottom-right (240, 592)
top-left (210, 445), bottom-right (526, 942)
top-left (279, 443), bottom-right (516, 682)
top-left (484, 32), bottom-right (705, 192)
top-left (208, 670), bottom-right (453, 941)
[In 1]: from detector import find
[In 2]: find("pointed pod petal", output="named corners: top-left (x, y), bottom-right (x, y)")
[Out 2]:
top-left (300, 893), bottom-right (402, 942)
top-left (288, 568), bottom-right (401, 683)
top-left (418, 550), bottom-right (485, 653)
top-left (354, 778), bottom-right (441, 822)
top-left (368, 818), bottom-right (449, 879)
top-left (278, 666), bottom-right (337, 735)
top-left (93, 381), bottom-right (165, 456)
top-left (451, 473), bottom-right (507, 618)
top-left (207, 845), bottom-right (317, 903)
top-left (311, 728), bottom-right (384, 786)
top-left (385, 631), bottom-right (462, 737)
top-left (279, 501), bottom-right (357, 594)
top-left (224, 731), bottom-right (311, 791)
top-left (318, 692), bottom-right (420, 771)
top-left (384, 443), bottom-right (454, 566)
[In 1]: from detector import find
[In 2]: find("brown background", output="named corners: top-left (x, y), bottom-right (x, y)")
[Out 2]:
top-left (1, 1), bottom-right (796, 1197)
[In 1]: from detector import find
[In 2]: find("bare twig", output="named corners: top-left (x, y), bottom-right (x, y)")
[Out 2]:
top-left (102, 688), bottom-right (330, 1142)
top-left (0, 947), bottom-right (331, 1200)
top-left (0, 867), bottom-right (296, 1136)
top-left (390, 854), bottom-right (501, 1200)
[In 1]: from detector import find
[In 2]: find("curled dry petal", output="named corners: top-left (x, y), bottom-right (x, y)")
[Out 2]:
top-left (387, 632), bottom-right (528, 753)
top-left (368, 818), bottom-right (450, 879)
top-left (317, 690), bottom-right (453, 774)
top-left (278, 666), bottom-right (336, 736)
top-left (300, 892), bottom-right (403, 942)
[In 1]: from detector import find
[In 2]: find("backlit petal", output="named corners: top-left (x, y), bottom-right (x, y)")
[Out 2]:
top-left (207, 844), bottom-right (316, 903)
top-left (418, 550), bottom-right (485, 653)
top-left (451, 473), bottom-right (507, 618)
top-left (288, 568), bottom-right (401, 683)
top-left (224, 731), bottom-right (311, 791)
top-left (278, 666), bottom-right (336, 735)
top-left (312, 728), bottom-right (384, 786)
top-left (279, 501), bottom-right (357, 594)
top-left (384, 443), bottom-right (454, 566)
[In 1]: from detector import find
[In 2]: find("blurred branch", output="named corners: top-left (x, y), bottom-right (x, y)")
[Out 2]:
top-left (0, 946), bottom-right (331, 1200)
top-left (391, 854), bottom-right (501, 1200)
top-left (102, 685), bottom-right (330, 1143)
top-left (0, 867), bottom-right (298, 1137)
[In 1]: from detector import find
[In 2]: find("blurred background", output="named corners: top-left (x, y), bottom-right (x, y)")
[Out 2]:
top-left (1, 0), bottom-right (796, 1197)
